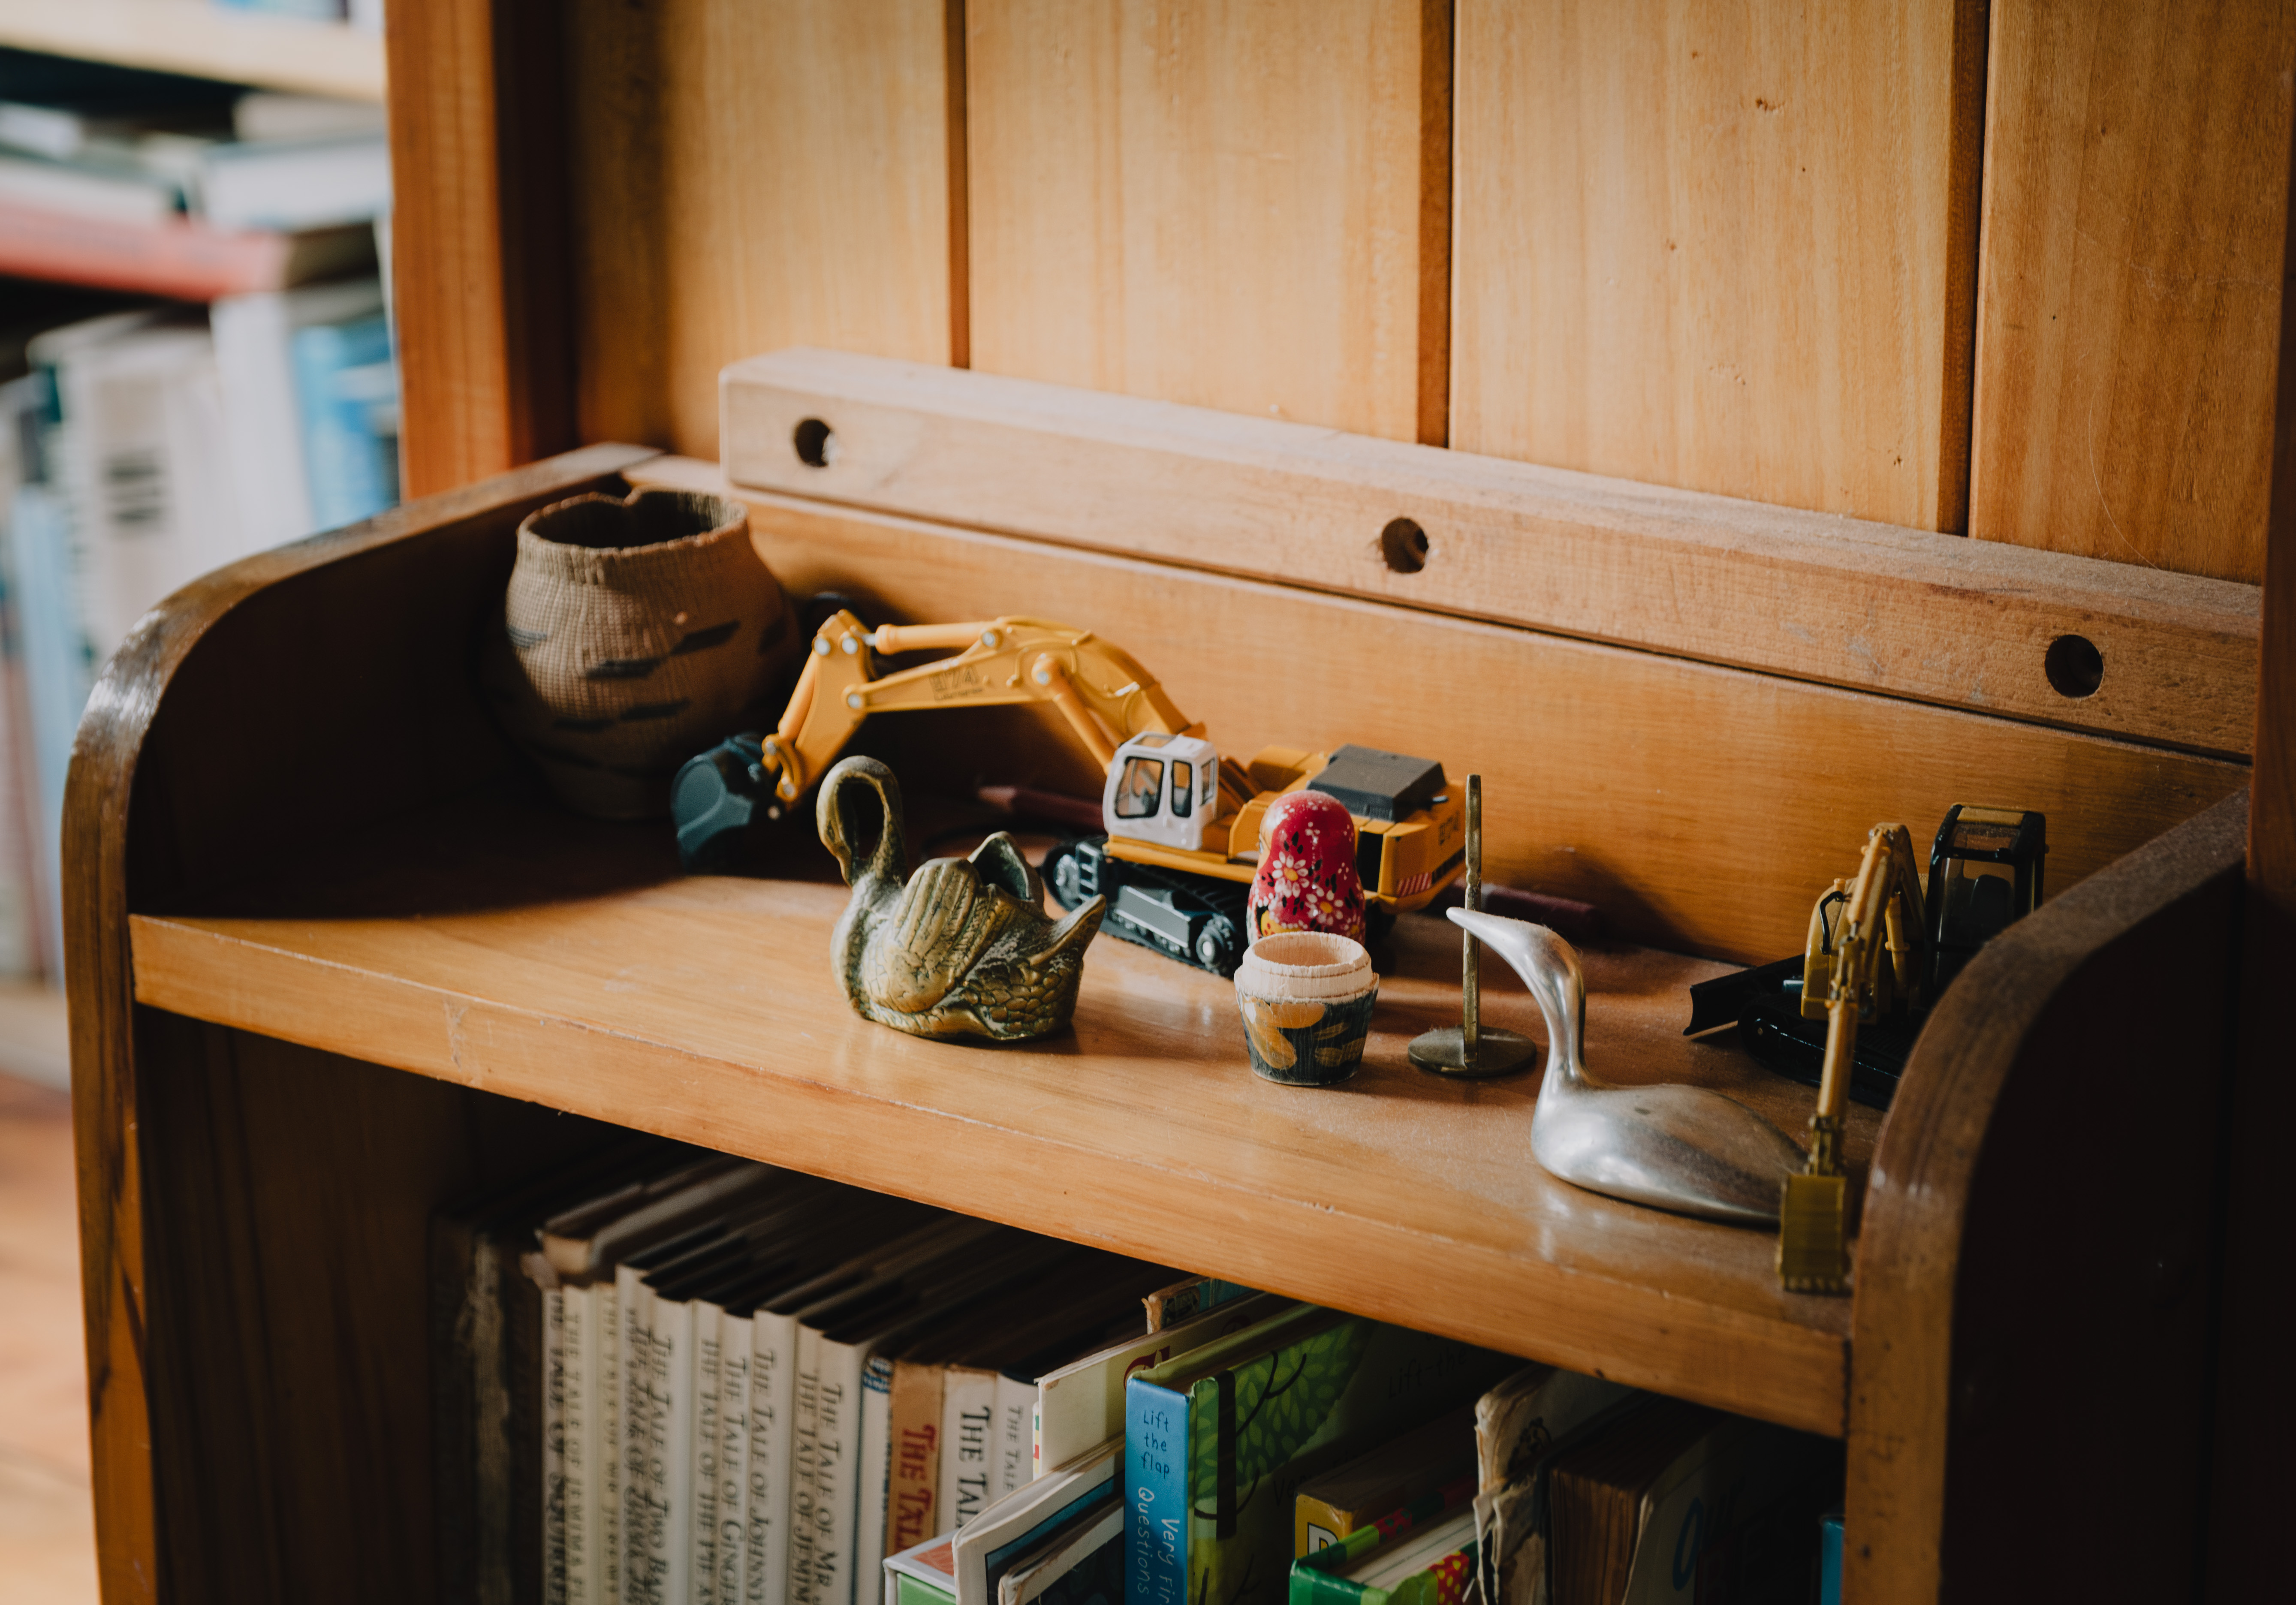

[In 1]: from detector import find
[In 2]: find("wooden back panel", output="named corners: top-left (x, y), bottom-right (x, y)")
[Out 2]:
top-left (1451, 0), bottom-right (1988, 532)
top-left (1968, 0), bottom-right (2296, 583)
top-left (389, 0), bottom-right (2285, 586)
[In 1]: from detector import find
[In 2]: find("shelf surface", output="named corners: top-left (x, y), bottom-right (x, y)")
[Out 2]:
top-left (127, 789), bottom-right (1880, 1437)
top-left (0, 1), bottom-right (384, 102)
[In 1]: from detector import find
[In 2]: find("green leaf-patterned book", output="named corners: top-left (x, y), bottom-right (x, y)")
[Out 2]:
top-left (1125, 1307), bottom-right (1510, 1605)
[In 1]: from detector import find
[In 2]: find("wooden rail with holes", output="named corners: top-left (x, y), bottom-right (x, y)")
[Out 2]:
top-left (630, 454), bottom-right (2246, 967)
top-left (720, 350), bottom-right (2260, 757)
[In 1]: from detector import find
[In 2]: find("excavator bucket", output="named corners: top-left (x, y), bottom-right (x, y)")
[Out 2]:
top-left (1777, 1171), bottom-right (1849, 1294)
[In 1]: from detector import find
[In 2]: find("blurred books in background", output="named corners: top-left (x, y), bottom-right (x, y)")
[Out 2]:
top-left (0, 45), bottom-right (399, 987)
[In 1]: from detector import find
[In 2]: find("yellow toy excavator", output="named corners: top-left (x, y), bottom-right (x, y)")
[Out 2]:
top-left (672, 611), bottom-right (1466, 974)
top-left (1778, 821), bottom-right (1928, 1294)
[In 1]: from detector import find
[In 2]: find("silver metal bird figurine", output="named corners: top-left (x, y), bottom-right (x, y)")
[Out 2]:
top-left (1450, 906), bottom-right (1803, 1225)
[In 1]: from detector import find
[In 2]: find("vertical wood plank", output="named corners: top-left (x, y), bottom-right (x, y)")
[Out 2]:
top-left (386, 0), bottom-right (518, 495)
top-left (1451, 0), bottom-right (1987, 532)
top-left (1967, 0), bottom-right (2296, 585)
top-left (385, 0), bottom-right (579, 494)
top-left (966, 0), bottom-right (1453, 444)
top-left (565, 0), bottom-right (963, 462)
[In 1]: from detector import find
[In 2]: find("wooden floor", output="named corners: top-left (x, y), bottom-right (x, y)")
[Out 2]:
top-left (0, 1070), bottom-right (97, 1602)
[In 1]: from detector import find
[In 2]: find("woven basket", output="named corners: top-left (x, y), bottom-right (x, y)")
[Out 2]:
top-left (480, 486), bottom-right (799, 819)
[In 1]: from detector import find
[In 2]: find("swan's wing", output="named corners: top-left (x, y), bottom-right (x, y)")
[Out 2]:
top-left (967, 831), bottom-right (1043, 903)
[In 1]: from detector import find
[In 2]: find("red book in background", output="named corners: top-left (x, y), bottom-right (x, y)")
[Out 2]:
top-left (0, 200), bottom-right (372, 299)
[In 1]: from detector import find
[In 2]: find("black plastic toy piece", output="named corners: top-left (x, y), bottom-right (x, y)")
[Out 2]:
top-left (1307, 744), bottom-right (1446, 822)
top-left (1684, 806), bottom-right (2050, 1112)
top-left (672, 732), bottom-right (770, 872)
top-left (1043, 836), bottom-right (1247, 977)
top-left (1924, 805), bottom-right (2046, 992)
top-left (1687, 958), bottom-right (1914, 1109)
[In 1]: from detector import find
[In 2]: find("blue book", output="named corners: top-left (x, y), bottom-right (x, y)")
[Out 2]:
top-left (2, 472), bottom-right (93, 980)
top-left (1819, 1507), bottom-right (1843, 1605)
top-left (289, 311), bottom-right (398, 530)
top-left (1124, 1307), bottom-right (1510, 1605)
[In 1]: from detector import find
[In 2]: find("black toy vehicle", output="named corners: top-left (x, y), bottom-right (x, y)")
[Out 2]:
top-left (1043, 836), bottom-right (1248, 977)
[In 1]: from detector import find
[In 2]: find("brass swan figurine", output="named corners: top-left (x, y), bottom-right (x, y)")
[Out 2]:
top-left (1449, 906), bottom-right (1804, 1225)
top-left (820, 756), bottom-right (1107, 1040)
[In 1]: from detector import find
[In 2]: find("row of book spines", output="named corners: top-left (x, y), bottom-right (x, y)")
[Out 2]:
top-left (884, 1360), bottom-right (1032, 1560)
top-left (552, 1282), bottom-right (1043, 1605)
top-left (553, 1281), bottom-right (804, 1605)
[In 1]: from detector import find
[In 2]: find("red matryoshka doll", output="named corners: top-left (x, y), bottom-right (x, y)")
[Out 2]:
top-left (1248, 790), bottom-right (1367, 943)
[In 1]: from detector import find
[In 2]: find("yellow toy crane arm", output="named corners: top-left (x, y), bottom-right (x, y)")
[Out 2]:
top-left (758, 611), bottom-right (1215, 806)
top-left (1779, 821), bottom-right (1928, 1295)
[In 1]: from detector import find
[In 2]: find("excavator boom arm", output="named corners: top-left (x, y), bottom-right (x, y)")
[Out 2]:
top-left (759, 612), bottom-right (1200, 804)
top-left (1814, 824), bottom-right (1930, 1126)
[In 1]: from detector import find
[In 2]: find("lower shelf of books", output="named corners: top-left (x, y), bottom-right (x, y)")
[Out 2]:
top-left (439, 1138), bottom-right (1847, 1605)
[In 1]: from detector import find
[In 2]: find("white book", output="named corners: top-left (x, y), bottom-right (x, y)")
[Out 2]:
top-left (621, 1263), bottom-right (668, 1605)
top-left (199, 133), bottom-right (392, 231)
top-left (661, 1295), bottom-right (699, 1605)
top-left (990, 1376), bottom-right (1033, 1506)
top-left (564, 1283), bottom-right (597, 1605)
top-left (235, 93), bottom-right (389, 143)
top-left (938, 1367), bottom-right (998, 1533)
top-left (750, 1302), bottom-right (799, 1605)
top-left (855, 1357), bottom-right (895, 1585)
top-left (210, 277), bottom-right (383, 554)
top-left (790, 1316), bottom-right (826, 1605)
top-left (696, 1305), bottom-right (725, 1605)
top-left (598, 1280), bottom-right (624, 1605)
top-left (41, 319), bottom-right (245, 660)
top-left (542, 1284), bottom-right (569, 1605)
top-left (716, 1312), bottom-right (753, 1605)
top-left (1031, 1292), bottom-right (1287, 1478)
top-left (0, 151), bottom-right (176, 223)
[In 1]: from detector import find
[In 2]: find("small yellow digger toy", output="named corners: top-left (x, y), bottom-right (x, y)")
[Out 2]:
top-left (672, 613), bottom-right (1465, 975)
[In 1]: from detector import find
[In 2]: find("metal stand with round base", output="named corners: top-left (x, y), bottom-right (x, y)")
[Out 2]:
top-left (1407, 1024), bottom-right (1538, 1079)
top-left (1411, 772), bottom-right (1537, 1080)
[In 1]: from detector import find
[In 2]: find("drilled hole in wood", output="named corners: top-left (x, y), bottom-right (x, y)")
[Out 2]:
top-left (793, 417), bottom-right (838, 468)
top-left (2045, 634), bottom-right (2103, 699)
top-left (1381, 517), bottom-right (1429, 574)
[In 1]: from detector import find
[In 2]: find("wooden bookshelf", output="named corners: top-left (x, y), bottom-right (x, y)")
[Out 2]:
top-left (53, 0), bottom-right (2296, 1595)
top-left (127, 786), bottom-right (1875, 1439)
top-left (0, 1), bottom-right (384, 102)
top-left (64, 443), bottom-right (2263, 1604)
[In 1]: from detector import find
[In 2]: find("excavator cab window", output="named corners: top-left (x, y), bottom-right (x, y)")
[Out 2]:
top-left (1115, 756), bottom-right (1165, 819)
top-left (1170, 761), bottom-right (1193, 818)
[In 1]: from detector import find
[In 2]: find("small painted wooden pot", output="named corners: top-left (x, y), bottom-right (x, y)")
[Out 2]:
top-left (480, 487), bottom-right (799, 819)
top-left (1233, 931), bottom-right (1378, 1086)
